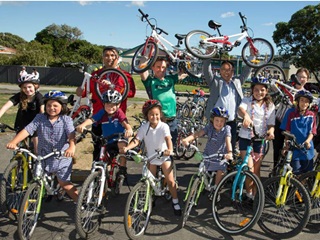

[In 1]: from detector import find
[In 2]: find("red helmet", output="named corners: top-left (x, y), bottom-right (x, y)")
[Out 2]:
top-left (142, 99), bottom-right (162, 119)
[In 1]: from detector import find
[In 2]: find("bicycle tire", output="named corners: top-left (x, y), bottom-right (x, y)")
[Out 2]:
top-left (124, 181), bottom-right (152, 239)
top-left (0, 158), bottom-right (29, 216)
top-left (212, 170), bottom-right (265, 235)
top-left (111, 165), bottom-right (124, 197)
top-left (185, 30), bottom-right (217, 59)
top-left (175, 132), bottom-right (186, 159)
top-left (181, 177), bottom-right (201, 228)
top-left (258, 176), bottom-right (311, 238)
top-left (183, 58), bottom-right (203, 79)
top-left (181, 104), bottom-right (190, 118)
top-left (18, 182), bottom-right (42, 240)
top-left (132, 41), bottom-right (159, 73)
top-left (184, 139), bottom-right (198, 160)
top-left (298, 171), bottom-right (320, 225)
top-left (94, 68), bottom-right (129, 103)
top-left (75, 171), bottom-right (105, 239)
top-left (242, 38), bottom-right (274, 68)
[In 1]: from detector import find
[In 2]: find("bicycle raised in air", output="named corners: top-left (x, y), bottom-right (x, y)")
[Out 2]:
top-left (0, 123), bottom-right (34, 220)
top-left (185, 12), bottom-right (274, 68)
top-left (131, 8), bottom-right (203, 79)
top-left (259, 131), bottom-right (311, 239)
top-left (123, 149), bottom-right (178, 240)
top-left (74, 129), bottom-right (128, 239)
top-left (64, 62), bottom-right (129, 141)
top-left (180, 144), bottom-right (228, 228)
top-left (211, 126), bottom-right (265, 235)
top-left (14, 148), bottom-right (66, 240)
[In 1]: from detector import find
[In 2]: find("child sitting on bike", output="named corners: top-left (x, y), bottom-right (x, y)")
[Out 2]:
top-left (76, 89), bottom-right (133, 177)
top-left (0, 74), bottom-right (44, 154)
top-left (281, 90), bottom-right (317, 175)
top-left (122, 99), bottom-right (181, 216)
top-left (6, 90), bottom-right (78, 203)
top-left (238, 76), bottom-right (275, 199)
top-left (182, 107), bottom-right (233, 193)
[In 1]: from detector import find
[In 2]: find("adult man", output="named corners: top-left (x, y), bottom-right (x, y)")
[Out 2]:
top-left (76, 46), bottom-right (136, 163)
top-left (203, 59), bottom-right (252, 153)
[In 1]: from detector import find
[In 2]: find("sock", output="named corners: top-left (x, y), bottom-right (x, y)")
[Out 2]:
top-left (246, 192), bottom-right (254, 200)
top-left (172, 198), bottom-right (180, 210)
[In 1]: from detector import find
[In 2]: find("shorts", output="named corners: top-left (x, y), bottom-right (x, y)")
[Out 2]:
top-left (239, 138), bottom-right (267, 155)
top-left (203, 155), bottom-right (227, 172)
top-left (43, 157), bottom-right (73, 182)
top-left (291, 159), bottom-right (314, 175)
top-left (149, 156), bottom-right (172, 166)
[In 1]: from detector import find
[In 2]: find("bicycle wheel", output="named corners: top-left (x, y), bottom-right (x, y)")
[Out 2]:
top-left (181, 104), bottom-right (190, 118)
top-left (75, 171), bottom-right (105, 239)
top-left (94, 68), bottom-right (129, 103)
top-left (18, 182), bottom-right (42, 240)
top-left (124, 181), bottom-right (152, 239)
top-left (175, 132), bottom-right (186, 159)
top-left (132, 41), bottom-right (159, 73)
top-left (212, 170), bottom-right (265, 235)
top-left (299, 171), bottom-right (320, 225)
top-left (185, 30), bottom-right (217, 59)
top-left (111, 165), bottom-right (124, 197)
top-left (258, 176), bottom-right (311, 239)
top-left (182, 58), bottom-right (203, 79)
top-left (0, 158), bottom-right (29, 216)
top-left (242, 38), bottom-right (274, 68)
top-left (181, 177), bottom-right (201, 228)
top-left (184, 139), bottom-right (198, 160)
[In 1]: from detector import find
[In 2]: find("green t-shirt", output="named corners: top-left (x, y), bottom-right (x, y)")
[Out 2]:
top-left (142, 74), bottom-right (178, 118)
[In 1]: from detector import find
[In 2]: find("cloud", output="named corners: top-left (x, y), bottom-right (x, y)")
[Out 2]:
top-left (131, 1), bottom-right (145, 7)
top-left (221, 12), bottom-right (235, 18)
top-left (262, 22), bottom-right (274, 26)
top-left (78, 1), bottom-right (92, 6)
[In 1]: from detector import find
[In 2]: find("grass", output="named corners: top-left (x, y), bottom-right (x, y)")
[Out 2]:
top-left (0, 93), bottom-right (16, 126)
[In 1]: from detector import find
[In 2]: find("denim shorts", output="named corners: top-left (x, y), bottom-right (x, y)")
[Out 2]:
top-left (238, 137), bottom-right (266, 154)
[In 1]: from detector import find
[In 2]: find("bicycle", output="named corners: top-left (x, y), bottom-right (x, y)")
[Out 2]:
top-left (123, 149), bottom-right (178, 239)
top-left (258, 131), bottom-right (311, 239)
top-left (211, 127), bottom-right (265, 235)
top-left (180, 89), bottom-right (206, 121)
top-left (15, 148), bottom-right (66, 240)
top-left (0, 123), bottom-right (34, 219)
top-left (180, 144), bottom-right (227, 228)
top-left (131, 9), bottom-right (203, 79)
top-left (75, 129), bottom-right (127, 239)
top-left (185, 12), bottom-right (274, 68)
top-left (64, 62), bottom-right (129, 141)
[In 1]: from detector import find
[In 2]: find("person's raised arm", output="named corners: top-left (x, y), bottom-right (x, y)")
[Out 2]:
top-left (203, 59), bottom-right (214, 86)
top-left (0, 101), bottom-right (14, 119)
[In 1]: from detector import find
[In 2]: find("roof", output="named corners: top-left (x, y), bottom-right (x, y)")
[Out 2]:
top-left (0, 45), bottom-right (16, 55)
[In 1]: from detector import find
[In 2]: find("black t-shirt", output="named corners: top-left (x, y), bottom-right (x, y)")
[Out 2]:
top-left (9, 91), bottom-right (44, 132)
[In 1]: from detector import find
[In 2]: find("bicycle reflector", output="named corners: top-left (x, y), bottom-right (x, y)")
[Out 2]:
top-left (132, 154), bottom-right (142, 163)
top-left (194, 151), bottom-right (203, 161)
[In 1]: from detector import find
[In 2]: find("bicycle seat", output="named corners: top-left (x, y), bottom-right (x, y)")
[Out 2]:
top-left (175, 34), bottom-right (187, 41)
top-left (208, 20), bottom-right (222, 29)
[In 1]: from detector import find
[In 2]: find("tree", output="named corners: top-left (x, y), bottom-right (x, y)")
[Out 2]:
top-left (273, 4), bottom-right (320, 81)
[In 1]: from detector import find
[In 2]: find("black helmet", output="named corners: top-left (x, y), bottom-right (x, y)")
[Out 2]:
top-left (294, 90), bottom-right (313, 103)
top-left (43, 90), bottom-right (68, 104)
top-left (18, 74), bottom-right (40, 87)
top-left (142, 99), bottom-right (162, 118)
top-left (210, 107), bottom-right (229, 119)
top-left (102, 90), bottom-right (122, 104)
top-left (251, 76), bottom-right (269, 88)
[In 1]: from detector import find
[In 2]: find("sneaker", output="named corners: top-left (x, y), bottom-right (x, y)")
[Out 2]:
top-left (172, 202), bottom-right (182, 216)
top-left (118, 166), bottom-right (127, 178)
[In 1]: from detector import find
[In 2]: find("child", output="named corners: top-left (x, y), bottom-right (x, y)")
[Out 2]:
top-left (6, 90), bottom-right (78, 202)
top-left (282, 90), bottom-right (317, 175)
top-left (122, 99), bottom-right (181, 216)
top-left (182, 107), bottom-right (233, 194)
top-left (0, 74), bottom-right (44, 153)
top-left (76, 89), bottom-right (133, 177)
top-left (238, 77), bottom-right (275, 199)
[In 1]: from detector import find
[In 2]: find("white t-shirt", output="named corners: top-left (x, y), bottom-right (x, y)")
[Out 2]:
top-left (136, 121), bottom-right (171, 165)
top-left (239, 97), bottom-right (275, 139)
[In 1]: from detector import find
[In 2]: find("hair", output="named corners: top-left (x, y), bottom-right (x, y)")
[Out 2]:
top-left (296, 68), bottom-right (310, 79)
top-left (221, 60), bottom-right (234, 69)
top-left (250, 84), bottom-right (273, 108)
top-left (102, 46), bottom-right (119, 58)
top-left (152, 56), bottom-right (169, 67)
top-left (143, 104), bottom-right (165, 121)
top-left (44, 99), bottom-right (69, 116)
top-left (19, 83), bottom-right (39, 110)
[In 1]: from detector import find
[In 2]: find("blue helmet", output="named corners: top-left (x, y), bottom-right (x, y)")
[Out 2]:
top-left (294, 90), bottom-right (313, 103)
top-left (43, 90), bottom-right (68, 104)
top-left (210, 107), bottom-right (229, 119)
top-left (251, 76), bottom-right (269, 88)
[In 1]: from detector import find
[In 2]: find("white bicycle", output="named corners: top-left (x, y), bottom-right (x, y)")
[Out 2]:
top-left (185, 12), bottom-right (274, 68)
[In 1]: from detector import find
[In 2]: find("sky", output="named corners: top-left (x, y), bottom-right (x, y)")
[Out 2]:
top-left (0, 0), bottom-right (318, 56)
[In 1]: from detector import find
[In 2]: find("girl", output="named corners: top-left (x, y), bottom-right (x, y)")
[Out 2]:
top-left (238, 77), bottom-right (275, 198)
top-left (0, 74), bottom-right (44, 153)
top-left (7, 90), bottom-right (78, 203)
top-left (182, 107), bottom-right (233, 196)
top-left (123, 99), bottom-right (181, 216)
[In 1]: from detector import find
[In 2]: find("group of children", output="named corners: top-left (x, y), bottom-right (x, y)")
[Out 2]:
top-left (0, 67), bottom-right (317, 218)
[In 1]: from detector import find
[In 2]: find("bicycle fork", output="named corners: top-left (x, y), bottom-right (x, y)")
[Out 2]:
top-left (87, 165), bottom-right (106, 206)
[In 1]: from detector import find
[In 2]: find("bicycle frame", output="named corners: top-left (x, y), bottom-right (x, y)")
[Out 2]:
top-left (309, 171), bottom-right (320, 198)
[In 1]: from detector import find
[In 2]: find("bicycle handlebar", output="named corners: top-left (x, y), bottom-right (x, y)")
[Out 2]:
top-left (138, 8), bottom-right (168, 35)
top-left (13, 148), bottom-right (65, 161)
top-left (82, 129), bottom-right (126, 144)
top-left (282, 131), bottom-right (306, 150)
top-left (0, 123), bottom-right (16, 132)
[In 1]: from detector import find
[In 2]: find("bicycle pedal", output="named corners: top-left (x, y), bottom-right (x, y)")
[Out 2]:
top-left (8, 210), bottom-right (17, 221)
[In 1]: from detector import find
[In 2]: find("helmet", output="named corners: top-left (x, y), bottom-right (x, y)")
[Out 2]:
top-left (294, 90), bottom-right (313, 103)
top-left (251, 76), bottom-right (269, 88)
top-left (43, 90), bottom-right (68, 104)
top-left (18, 74), bottom-right (40, 87)
top-left (102, 90), bottom-right (122, 104)
top-left (142, 99), bottom-right (162, 118)
top-left (210, 107), bottom-right (229, 119)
